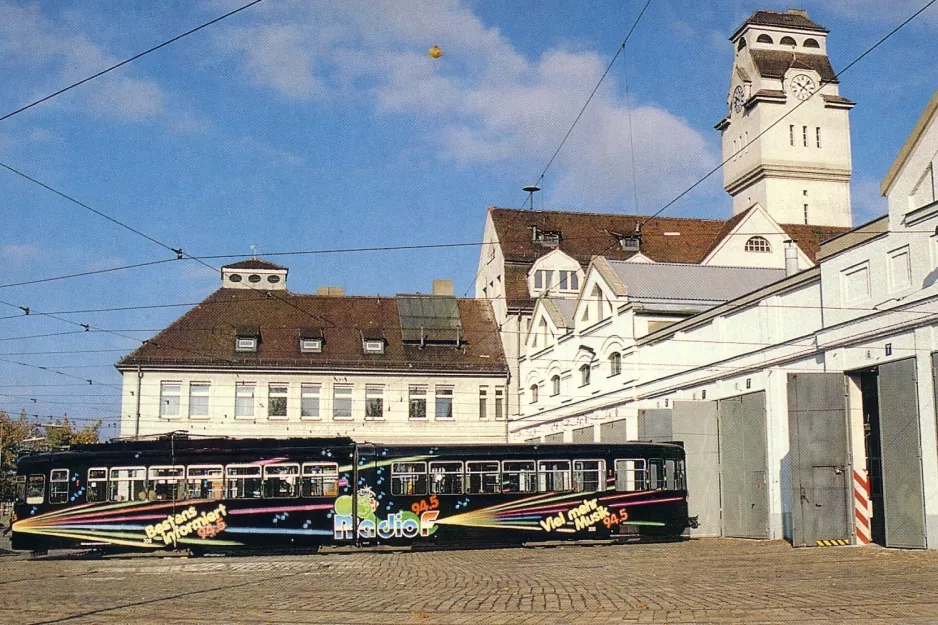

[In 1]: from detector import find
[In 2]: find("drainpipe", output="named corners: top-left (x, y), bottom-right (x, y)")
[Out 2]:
top-left (134, 365), bottom-right (142, 440)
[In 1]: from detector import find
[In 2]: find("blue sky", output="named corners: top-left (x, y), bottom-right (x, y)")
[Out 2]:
top-left (0, 0), bottom-right (936, 436)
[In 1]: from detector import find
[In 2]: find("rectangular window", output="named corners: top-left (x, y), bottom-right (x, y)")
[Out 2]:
top-left (538, 460), bottom-right (572, 492)
top-left (666, 459), bottom-right (686, 491)
top-left (235, 382), bottom-right (255, 419)
top-left (648, 459), bottom-right (665, 490)
top-left (409, 385), bottom-right (427, 420)
top-left (615, 459), bottom-right (646, 492)
top-left (187, 465), bottom-right (224, 500)
top-left (802, 125), bottom-right (808, 147)
top-left (159, 381), bottom-right (181, 419)
top-left (26, 474), bottom-right (45, 505)
top-left (391, 461), bottom-right (428, 496)
top-left (363, 340), bottom-right (385, 354)
top-left (429, 461), bottom-right (464, 495)
top-left (108, 467), bottom-right (147, 502)
top-left (365, 385), bottom-right (384, 420)
top-left (268, 383), bottom-right (288, 419)
top-left (301, 462), bottom-right (339, 497)
top-left (559, 271), bottom-right (568, 290)
top-left (300, 338), bottom-right (322, 353)
top-left (502, 460), bottom-right (536, 493)
top-left (49, 469), bottom-right (69, 504)
top-left (466, 461), bottom-right (500, 494)
top-left (435, 386), bottom-right (454, 419)
top-left (188, 382), bottom-right (210, 419)
top-left (235, 336), bottom-right (257, 352)
top-left (333, 385), bottom-right (353, 420)
top-left (479, 387), bottom-right (488, 420)
top-left (87, 468), bottom-right (108, 502)
top-left (495, 387), bottom-right (505, 421)
top-left (14, 475), bottom-right (26, 503)
top-left (816, 126), bottom-right (822, 148)
top-left (789, 124), bottom-right (794, 146)
top-left (148, 466), bottom-right (186, 501)
top-left (573, 460), bottom-right (605, 493)
top-left (534, 270), bottom-right (543, 289)
top-left (804, 203), bottom-right (809, 224)
top-left (300, 383), bottom-right (321, 420)
top-left (263, 464), bottom-right (300, 498)
top-left (226, 465), bottom-right (262, 499)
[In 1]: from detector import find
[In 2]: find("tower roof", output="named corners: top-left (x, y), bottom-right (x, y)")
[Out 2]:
top-left (222, 258), bottom-right (287, 270)
top-left (731, 9), bottom-right (829, 40)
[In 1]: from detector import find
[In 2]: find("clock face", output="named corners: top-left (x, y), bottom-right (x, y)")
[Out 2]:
top-left (733, 85), bottom-right (745, 112)
top-left (790, 74), bottom-right (816, 101)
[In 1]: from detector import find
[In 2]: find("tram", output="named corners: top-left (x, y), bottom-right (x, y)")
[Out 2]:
top-left (11, 435), bottom-right (693, 554)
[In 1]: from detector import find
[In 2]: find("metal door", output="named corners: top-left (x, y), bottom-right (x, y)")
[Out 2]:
top-left (638, 409), bottom-right (673, 442)
top-left (879, 358), bottom-right (926, 548)
top-left (787, 373), bottom-right (849, 546)
top-left (673, 400), bottom-right (720, 536)
top-left (571, 426), bottom-right (594, 443)
top-left (718, 392), bottom-right (768, 539)
top-left (599, 419), bottom-right (628, 443)
top-left (544, 432), bottom-right (564, 443)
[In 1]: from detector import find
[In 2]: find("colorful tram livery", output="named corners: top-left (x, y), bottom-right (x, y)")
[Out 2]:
top-left (11, 436), bottom-right (692, 554)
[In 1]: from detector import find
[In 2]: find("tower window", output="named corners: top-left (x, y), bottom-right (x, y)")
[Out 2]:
top-left (803, 38), bottom-right (820, 48)
top-left (816, 127), bottom-right (822, 148)
top-left (780, 36), bottom-right (797, 46)
top-left (804, 204), bottom-right (809, 224)
top-left (756, 34), bottom-right (773, 44)
top-left (744, 236), bottom-right (771, 253)
top-left (803, 126), bottom-right (808, 147)
top-left (737, 37), bottom-right (746, 51)
top-left (789, 125), bottom-right (794, 146)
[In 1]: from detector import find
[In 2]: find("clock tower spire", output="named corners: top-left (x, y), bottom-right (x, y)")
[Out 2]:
top-left (716, 9), bottom-right (855, 227)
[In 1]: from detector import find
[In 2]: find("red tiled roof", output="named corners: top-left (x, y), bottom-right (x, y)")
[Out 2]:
top-left (779, 224), bottom-right (852, 263)
top-left (117, 289), bottom-right (507, 373)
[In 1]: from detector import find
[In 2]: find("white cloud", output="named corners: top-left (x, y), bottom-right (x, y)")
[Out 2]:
top-left (2, 244), bottom-right (39, 261)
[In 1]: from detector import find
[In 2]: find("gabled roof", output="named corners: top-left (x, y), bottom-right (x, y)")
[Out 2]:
top-left (732, 10), bottom-right (829, 39)
top-left (222, 259), bottom-right (288, 270)
top-left (541, 298), bottom-right (576, 331)
top-left (778, 224), bottom-right (853, 262)
top-left (117, 289), bottom-right (507, 374)
top-left (881, 89), bottom-right (938, 196)
top-left (749, 49), bottom-right (837, 83)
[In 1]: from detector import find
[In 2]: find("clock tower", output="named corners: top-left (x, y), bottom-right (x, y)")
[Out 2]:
top-left (716, 9), bottom-right (854, 227)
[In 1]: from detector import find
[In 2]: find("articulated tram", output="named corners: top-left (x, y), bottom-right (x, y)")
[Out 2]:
top-left (12, 435), bottom-right (692, 554)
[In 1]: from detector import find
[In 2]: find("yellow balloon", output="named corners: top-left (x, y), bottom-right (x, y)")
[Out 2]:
top-left (428, 45), bottom-right (443, 59)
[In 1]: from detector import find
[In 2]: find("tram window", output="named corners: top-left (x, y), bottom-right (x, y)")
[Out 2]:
top-left (49, 469), bottom-right (70, 504)
top-left (26, 474), bottom-right (45, 504)
top-left (648, 459), bottom-right (665, 490)
top-left (502, 461), bottom-right (536, 493)
top-left (87, 468), bottom-right (108, 502)
top-left (429, 461), bottom-right (463, 495)
top-left (264, 464), bottom-right (300, 498)
top-left (187, 465), bottom-right (224, 500)
top-left (301, 463), bottom-right (338, 497)
top-left (148, 466), bottom-right (187, 501)
top-left (14, 475), bottom-right (26, 503)
top-left (466, 461), bottom-right (500, 494)
top-left (391, 462), bottom-right (428, 496)
top-left (109, 467), bottom-right (147, 502)
top-left (538, 460), bottom-right (572, 492)
top-left (573, 460), bottom-right (605, 493)
top-left (615, 459), bottom-right (646, 492)
top-left (666, 459), bottom-right (686, 491)
top-left (226, 465), bottom-right (262, 499)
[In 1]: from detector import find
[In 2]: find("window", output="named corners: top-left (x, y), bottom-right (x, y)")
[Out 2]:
top-left (26, 475), bottom-right (45, 504)
top-left (365, 385), bottom-right (384, 420)
top-left (14, 475), bottom-right (26, 503)
top-left (615, 459), bottom-right (646, 492)
top-left (149, 466), bottom-right (186, 501)
top-left (159, 381), bottom-right (181, 419)
top-left (479, 387), bottom-right (488, 419)
top-left (666, 459), bottom-right (687, 491)
top-left (534, 269), bottom-right (554, 291)
top-left (466, 461), bottom-right (500, 494)
top-left (235, 382), bottom-right (255, 419)
top-left (803, 38), bottom-right (820, 48)
top-left (756, 33), bottom-right (773, 43)
top-left (648, 459), bottom-right (665, 490)
top-left (780, 35), bottom-right (796, 46)
top-left (609, 352), bottom-right (622, 376)
top-left (248, 274), bottom-right (261, 283)
top-left (87, 468), bottom-right (108, 502)
top-left (226, 465), bottom-right (262, 499)
top-left (187, 466), bottom-right (223, 500)
top-left (409, 385), bottom-right (427, 420)
top-left (189, 382), bottom-right (210, 419)
top-left (744, 236), bottom-right (771, 253)
top-left (267, 275), bottom-right (280, 284)
top-left (435, 386), bottom-right (454, 419)
top-left (580, 364), bottom-right (591, 386)
top-left (429, 461), bottom-right (464, 495)
top-left (558, 270), bottom-right (579, 291)
top-left (789, 124), bottom-right (794, 146)
top-left (301, 463), bottom-right (338, 497)
top-left (533, 270), bottom-right (543, 290)
top-left (803, 125), bottom-right (808, 147)
top-left (391, 462), bottom-right (427, 495)
top-left (333, 385), bottom-right (353, 420)
top-left (495, 387), bottom-right (505, 421)
top-left (263, 464), bottom-right (300, 498)
top-left (551, 375), bottom-right (561, 396)
top-left (300, 338), bottom-right (322, 353)
top-left (529, 384), bottom-right (539, 404)
top-left (804, 203), bottom-right (809, 224)
top-left (538, 460), bottom-right (572, 492)
top-left (363, 340), bottom-right (385, 354)
top-left (816, 127), bottom-right (822, 148)
top-left (737, 37), bottom-right (746, 51)
top-left (268, 383), bottom-right (288, 419)
top-left (109, 467), bottom-right (147, 502)
top-left (49, 469), bottom-right (69, 504)
top-left (502, 461), bottom-right (536, 493)
top-left (229, 274), bottom-right (243, 283)
top-left (573, 460), bottom-right (605, 493)
top-left (300, 384), bottom-right (321, 419)
top-left (235, 336), bottom-right (258, 352)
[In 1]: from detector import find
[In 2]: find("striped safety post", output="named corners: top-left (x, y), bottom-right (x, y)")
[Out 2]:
top-left (853, 468), bottom-right (872, 545)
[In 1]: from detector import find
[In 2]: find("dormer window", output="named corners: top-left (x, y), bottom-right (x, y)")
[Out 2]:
top-left (744, 236), bottom-right (772, 253)
top-left (301, 338), bottom-right (323, 353)
top-left (558, 270), bottom-right (579, 291)
top-left (364, 340), bottom-right (385, 354)
top-left (614, 233), bottom-right (641, 252)
top-left (236, 337), bottom-right (258, 352)
top-left (531, 226), bottom-right (561, 248)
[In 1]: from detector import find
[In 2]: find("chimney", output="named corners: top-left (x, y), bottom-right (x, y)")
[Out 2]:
top-left (784, 240), bottom-right (800, 276)
top-left (317, 286), bottom-right (345, 296)
top-left (432, 279), bottom-right (454, 297)
top-left (786, 8), bottom-right (809, 18)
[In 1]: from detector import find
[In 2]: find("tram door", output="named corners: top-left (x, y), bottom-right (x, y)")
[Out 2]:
top-left (353, 444), bottom-right (378, 545)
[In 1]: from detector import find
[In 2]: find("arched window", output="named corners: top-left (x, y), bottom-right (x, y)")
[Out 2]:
top-left (756, 34), bottom-right (773, 44)
top-left (609, 352), bottom-right (622, 377)
top-left (530, 384), bottom-right (539, 404)
top-left (579, 364), bottom-right (591, 387)
top-left (803, 38), bottom-right (820, 48)
top-left (551, 375), bottom-right (561, 396)
top-left (780, 36), bottom-right (797, 46)
top-left (737, 37), bottom-right (746, 51)
top-left (744, 236), bottom-right (772, 253)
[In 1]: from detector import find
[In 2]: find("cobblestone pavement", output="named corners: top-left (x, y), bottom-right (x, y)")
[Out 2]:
top-left (2, 537), bottom-right (938, 624)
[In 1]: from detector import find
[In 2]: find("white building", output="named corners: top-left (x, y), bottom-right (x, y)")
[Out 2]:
top-left (117, 260), bottom-right (509, 444)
